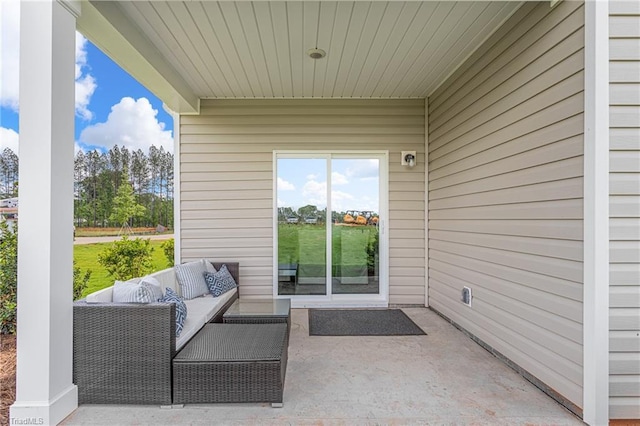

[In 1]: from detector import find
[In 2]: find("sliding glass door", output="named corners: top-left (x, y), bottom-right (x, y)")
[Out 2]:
top-left (275, 152), bottom-right (387, 306)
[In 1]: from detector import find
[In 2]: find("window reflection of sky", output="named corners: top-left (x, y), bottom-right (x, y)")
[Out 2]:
top-left (277, 158), bottom-right (379, 212)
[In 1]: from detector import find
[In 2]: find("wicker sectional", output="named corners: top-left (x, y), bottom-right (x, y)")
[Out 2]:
top-left (73, 261), bottom-right (240, 405)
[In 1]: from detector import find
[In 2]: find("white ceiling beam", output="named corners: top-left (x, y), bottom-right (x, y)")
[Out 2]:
top-left (77, 0), bottom-right (199, 114)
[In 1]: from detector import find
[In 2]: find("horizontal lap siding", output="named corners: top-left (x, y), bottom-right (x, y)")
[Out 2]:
top-left (180, 99), bottom-right (425, 303)
top-left (610, 1), bottom-right (640, 419)
top-left (428, 1), bottom-right (584, 410)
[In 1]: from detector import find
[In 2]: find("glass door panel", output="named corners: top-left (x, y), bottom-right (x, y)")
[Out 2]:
top-left (331, 159), bottom-right (380, 295)
top-left (276, 158), bottom-right (327, 296)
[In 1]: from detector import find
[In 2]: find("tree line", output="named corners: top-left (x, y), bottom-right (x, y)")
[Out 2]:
top-left (0, 145), bottom-right (174, 228)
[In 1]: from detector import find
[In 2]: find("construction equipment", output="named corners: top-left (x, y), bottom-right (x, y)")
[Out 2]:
top-left (361, 211), bottom-right (379, 226)
top-left (343, 210), bottom-right (369, 225)
top-left (343, 211), bottom-right (356, 224)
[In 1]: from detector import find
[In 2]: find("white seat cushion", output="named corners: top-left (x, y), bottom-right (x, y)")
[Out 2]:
top-left (176, 305), bottom-right (209, 350)
top-left (176, 288), bottom-right (238, 350)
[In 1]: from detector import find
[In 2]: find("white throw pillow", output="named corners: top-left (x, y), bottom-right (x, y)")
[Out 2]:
top-left (174, 260), bottom-right (210, 300)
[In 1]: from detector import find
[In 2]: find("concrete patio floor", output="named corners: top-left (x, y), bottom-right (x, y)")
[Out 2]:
top-left (62, 308), bottom-right (583, 425)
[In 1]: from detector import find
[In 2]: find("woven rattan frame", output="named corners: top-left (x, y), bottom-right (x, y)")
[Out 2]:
top-left (172, 323), bottom-right (288, 404)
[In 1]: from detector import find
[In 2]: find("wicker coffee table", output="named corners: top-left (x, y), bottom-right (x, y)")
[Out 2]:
top-left (172, 323), bottom-right (288, 406)
top-left (223, 299), bottom-right (291, 336)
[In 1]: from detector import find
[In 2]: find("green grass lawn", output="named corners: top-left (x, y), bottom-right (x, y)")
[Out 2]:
top-left (75, 227), bottom-right (171, 237)
top-left (74, 240), bottom-right (170, 297)
top-left (76, 225), bottom-right (378, 297)
top-left (278, 223), bottom-right (378, 268)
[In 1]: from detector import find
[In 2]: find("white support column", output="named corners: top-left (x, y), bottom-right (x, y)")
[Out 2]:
top-left (10, 1), bottom-right (79, 425)
top-left (172, 111), bottom-right (181, 265)
top-left (583, 1), bottom-right (610, 425)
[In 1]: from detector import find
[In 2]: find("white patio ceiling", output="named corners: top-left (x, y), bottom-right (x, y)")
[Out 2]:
top-left (79, 1), bottom-right (523, 113)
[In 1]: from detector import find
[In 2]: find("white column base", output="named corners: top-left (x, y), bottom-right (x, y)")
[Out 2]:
top-left (10, 385), bottom-right (78, 426)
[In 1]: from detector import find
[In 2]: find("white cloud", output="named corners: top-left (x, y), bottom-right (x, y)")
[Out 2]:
top-left (331, 171), bottom-right (348, 185)
top-left (79, 97), bottom-right (174, 153)
top-left (74, 141), bottom-right (84, 155)
top-left (302, 177), bottom-right (355, 211)
top-left (0, 127), bottom-right (19, 153)
top-left (0, 3), bottom-right (96, 118)
top-left (346, 159), bottom-right (379, 180)
top-left (75, 33), bottom-right (97, 120)
top-left (302, 179), bottom-right (327, 208)
top-left (306, 173), bottom-right (318, 181)
top-left (0, 0), bottom-right (20, 111)
top-left (330, 190), bottom-right (355, 212)
top-left (277, 177), bottom-right (295, 191)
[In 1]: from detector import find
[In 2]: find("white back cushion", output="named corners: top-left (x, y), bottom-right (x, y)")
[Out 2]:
top-left (86, 286), bottom-right (114, 303)
top-left (148, 267), bottom-right (179, 295)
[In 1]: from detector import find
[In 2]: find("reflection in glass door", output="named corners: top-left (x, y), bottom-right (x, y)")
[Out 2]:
top-left (331, 159), bottom-right (379, 295)
top-left (276, 153), bottom-right (385, 303)
top-left (276, 158), bottom-right (327, 296)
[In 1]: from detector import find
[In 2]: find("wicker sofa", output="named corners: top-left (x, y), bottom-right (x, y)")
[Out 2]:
top-left (73, 261), bottom-right (239, 405)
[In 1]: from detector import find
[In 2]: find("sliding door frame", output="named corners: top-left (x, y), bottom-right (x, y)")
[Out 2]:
top-left (272, 150), bottom-right (389, 308)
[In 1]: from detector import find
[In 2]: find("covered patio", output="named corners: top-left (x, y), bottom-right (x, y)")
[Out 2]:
top-left (62, 308), bottom-right (582, 425)
top-left (12, 0), bottom-right (637, 425)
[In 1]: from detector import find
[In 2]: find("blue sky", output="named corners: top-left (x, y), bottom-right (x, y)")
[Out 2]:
top-left (0, 1), bottom-right (173, 156)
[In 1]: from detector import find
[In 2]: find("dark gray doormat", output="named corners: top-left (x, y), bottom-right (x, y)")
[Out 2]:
top-left (309, 309), bottom-right (426, 336)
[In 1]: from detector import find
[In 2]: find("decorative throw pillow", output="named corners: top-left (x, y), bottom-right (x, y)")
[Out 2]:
top-left (204, 260), bottom-right (217, 274)
top-left (174, 260), bottom-right (209, 300)
top-left (139, 275), bottom-right (164, 301)
top-left (203, 264), bottom-right (237, 297)
top-left (112, 278), bottom-right (158, 304)
top-left (159, 287), bottom-right (187, 337)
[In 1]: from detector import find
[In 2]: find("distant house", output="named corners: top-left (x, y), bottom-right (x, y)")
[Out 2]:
top-left (0, 198), bottom-right (18, 208)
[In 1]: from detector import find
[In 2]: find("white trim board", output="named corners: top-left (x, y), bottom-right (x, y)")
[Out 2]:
top-left (583, 1), bottom-right (610, 424)
top-left (424, 98), bottom-right (430, 308)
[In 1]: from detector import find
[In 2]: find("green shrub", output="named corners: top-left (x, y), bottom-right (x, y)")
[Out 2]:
top-left (161, 238), bottom-right (174, 267)
top-left (97, 236), bottom-right (154, 281)
top-left (0, 221), bottom-right (17, 334)
top-left (365, 228), bottom-right (379, 276)
top-left (73, 261), bottom-right (92, 300)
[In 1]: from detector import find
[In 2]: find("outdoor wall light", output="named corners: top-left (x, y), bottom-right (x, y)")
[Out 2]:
top-left (307, 48), bottom-right (326, 59)
top-left (401, 151), bottom-right (416, 168)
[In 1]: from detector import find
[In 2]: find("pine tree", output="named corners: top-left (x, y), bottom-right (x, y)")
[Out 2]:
top-left (109, 173), bottom-right (146, 230)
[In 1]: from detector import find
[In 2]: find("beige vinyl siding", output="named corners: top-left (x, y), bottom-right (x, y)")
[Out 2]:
top-left (180, 99), bottom-right (425, 304)
top-left (428, 0), bottom-right (584, 412)
top-left (609, 1), bottom-right (640, 419)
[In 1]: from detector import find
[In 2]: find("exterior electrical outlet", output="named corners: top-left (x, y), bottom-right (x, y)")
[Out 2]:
top-left (461, 287), bottom-right (472, 307)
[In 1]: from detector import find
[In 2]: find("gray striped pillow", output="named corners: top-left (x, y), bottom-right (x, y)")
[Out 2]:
top-left (175, 260), bottom-right (210, 300)
top-left (113, 279), bottom-right (157, 304)
top-left (139, 275), bottom-right (164, 300)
